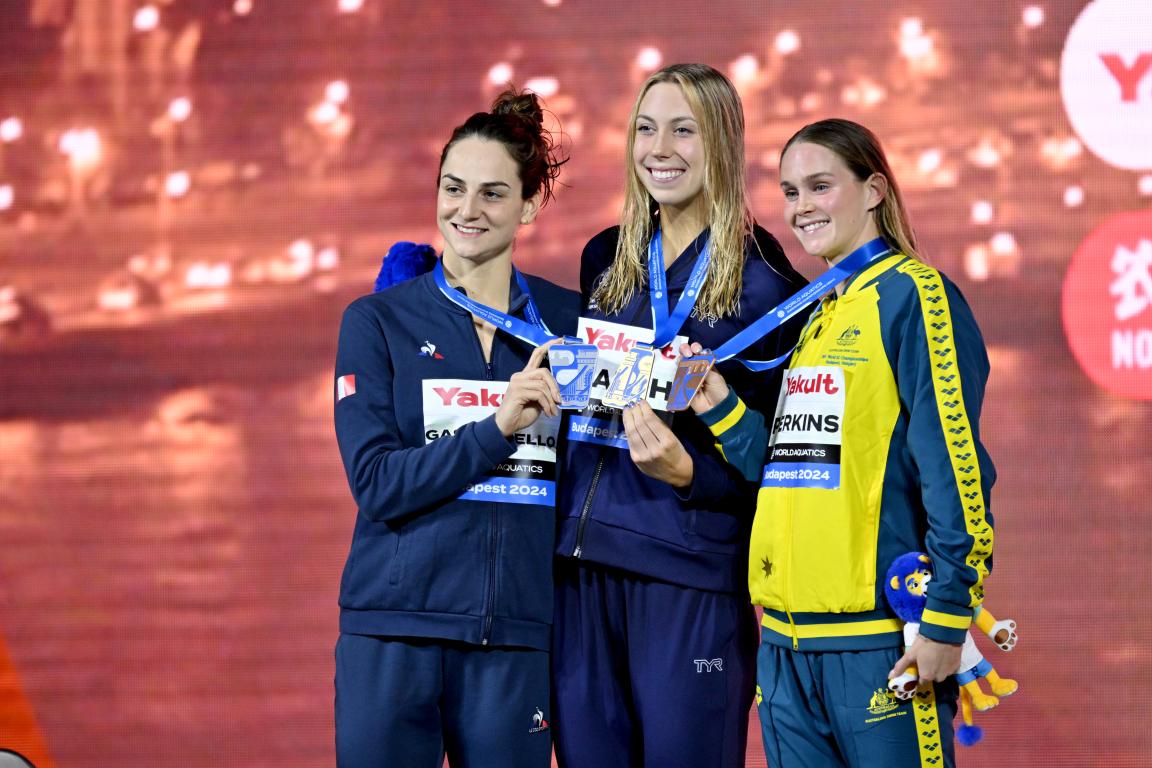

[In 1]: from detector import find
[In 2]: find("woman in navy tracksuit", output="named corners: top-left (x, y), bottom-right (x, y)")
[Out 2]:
top-left (333, 90), bottom-right (577, 767)
top-left (551, 63), bottom-right (808, 767)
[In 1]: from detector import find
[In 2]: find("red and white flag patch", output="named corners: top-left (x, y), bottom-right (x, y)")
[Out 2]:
top-left (336, 374), bottom-right (357, 401)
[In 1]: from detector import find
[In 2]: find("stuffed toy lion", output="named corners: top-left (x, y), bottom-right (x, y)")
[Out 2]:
top-left (884, 552), bottom-right (1019, 745)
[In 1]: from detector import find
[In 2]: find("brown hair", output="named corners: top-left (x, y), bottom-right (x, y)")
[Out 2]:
top-left (781, 118), bottom-right (920, 260)
top-left (439, 89), bottom-right (565, 205)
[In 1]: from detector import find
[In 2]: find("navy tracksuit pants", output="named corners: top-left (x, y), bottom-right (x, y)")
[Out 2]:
top-left (334, 634), bottom-right (552, 768)
top-left (756, 638), bottom-right (959, 768)
top-left (551, 560), bottom-right (758, 768)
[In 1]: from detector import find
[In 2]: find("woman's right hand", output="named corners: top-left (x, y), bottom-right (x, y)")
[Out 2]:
top-left (494, 340), bottom-right (562, 437)
top-left (679, 342), bottom-right (731, 414)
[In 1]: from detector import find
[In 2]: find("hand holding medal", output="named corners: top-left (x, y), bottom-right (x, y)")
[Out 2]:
top-left (602, 230), bottom-right (710, 410)
top-left (675, 342), bottom-right (730, 414)
top-left (494, 340), bottom-right (562, 436)
top-left (666, 342), bottom-right (718, 412)
top-left (621, 400), bottom-right (694, 488)
top-left (548, 337), bottom-right (599, 409)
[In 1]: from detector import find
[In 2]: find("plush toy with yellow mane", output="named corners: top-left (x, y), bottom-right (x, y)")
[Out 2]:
top-left (884, 552), bottom-right (1019, 746)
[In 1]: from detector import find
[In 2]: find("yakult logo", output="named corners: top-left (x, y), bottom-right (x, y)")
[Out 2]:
top-left (583, 326), bottom-right (677, 360)
top-left (1061, 2), bottom-right (1152, 169)
top-left (433, 386), bottom-right (502, 408)
top-left (786, 371), bottom-right (840, 396)
top-left (1063, 210), bottom-right (1152, 400)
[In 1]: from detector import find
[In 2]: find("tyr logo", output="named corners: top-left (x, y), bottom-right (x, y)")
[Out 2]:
top-left (693, 658), bottom-right (724, 673)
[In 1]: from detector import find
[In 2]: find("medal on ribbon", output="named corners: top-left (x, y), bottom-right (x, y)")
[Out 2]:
top-left (649, 230), bottom-right (711, 348)
top-left (666, 352), bottom-right (715, 411)
top-left (548, 337), bottom-right (599, 410)
top-left (602, 343), bottom-right (656, 408)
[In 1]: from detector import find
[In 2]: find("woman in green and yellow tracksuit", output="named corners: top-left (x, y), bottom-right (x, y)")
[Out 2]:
top-left (688, 119), bottom-right (996, 768)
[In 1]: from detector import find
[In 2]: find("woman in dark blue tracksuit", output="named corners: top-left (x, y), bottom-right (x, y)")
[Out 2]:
top-left (332, 90), bottom-right (577, 767)
top-left (551, 63), bottom-right (808, 767)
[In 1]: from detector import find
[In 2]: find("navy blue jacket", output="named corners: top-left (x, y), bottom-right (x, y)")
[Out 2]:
top-left (334, 267), bottom-right (578, 650)
top-left (555, 225), bottom-right (808, 593)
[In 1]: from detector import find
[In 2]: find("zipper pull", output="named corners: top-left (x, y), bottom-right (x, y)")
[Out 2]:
top-left (573, 545), bottom-right (582, 558)
top-left (485, 361), bottom-right (495, 381)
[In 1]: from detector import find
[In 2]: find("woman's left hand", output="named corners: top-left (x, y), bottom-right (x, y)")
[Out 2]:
top-left (622, 401), bottom-right (694, 489)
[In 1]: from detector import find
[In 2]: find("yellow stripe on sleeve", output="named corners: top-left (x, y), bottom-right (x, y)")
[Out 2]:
top-left (708, 397), bottom-right (747, 437)
top-left (899, 261), bottom-right (993, 608)
top-left (921, 609), bottom-right (972, 631)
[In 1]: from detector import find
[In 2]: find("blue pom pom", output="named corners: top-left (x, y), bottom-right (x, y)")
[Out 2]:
top-left (956, 723), bottom-right (983, 746)
top-left (374, 242), bottom-right (437, 292)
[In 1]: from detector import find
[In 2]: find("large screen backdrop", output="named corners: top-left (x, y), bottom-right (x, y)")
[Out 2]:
top-left (1, 1), bottom-right (1149, 766)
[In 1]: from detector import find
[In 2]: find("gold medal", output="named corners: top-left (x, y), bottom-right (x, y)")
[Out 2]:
top-left (602, 343), bottom-right (656, 408)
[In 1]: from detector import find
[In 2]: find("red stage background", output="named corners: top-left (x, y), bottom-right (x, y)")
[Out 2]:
top-left (1, 1), bottom-right (1150, 766)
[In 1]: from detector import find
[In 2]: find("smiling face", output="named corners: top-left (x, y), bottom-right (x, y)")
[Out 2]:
top-left (779, 141), bottom-right (886, 263)
top-left (437, 136), bottom-right (539, 267)
top-left (903, 568), bottom-right (932, 598)
top-left (632, 82), bottom-right (708, 222)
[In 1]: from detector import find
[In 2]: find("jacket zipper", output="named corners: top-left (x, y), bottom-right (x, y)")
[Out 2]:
top-left (482, 500), bottom-right (498, 645)
top-left (783, 307), bottom-right (827, 651)
top-left (454, 281), bottom-right (526, 645)
top-left (572, 452), bottom-right (606, 558)
top-left (477, 328), bottom-right (498, 645)
top-left (570, 288), bottom-right (655, 558)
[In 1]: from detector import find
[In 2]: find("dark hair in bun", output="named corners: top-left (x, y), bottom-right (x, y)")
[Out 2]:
top-left (438, 89), bottom-right (566, 207)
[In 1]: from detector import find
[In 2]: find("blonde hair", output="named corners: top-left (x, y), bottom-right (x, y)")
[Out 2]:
top-left (781, 119), bottom-right (921, 261)
top-left (593, 63), bottom-right (754, 320)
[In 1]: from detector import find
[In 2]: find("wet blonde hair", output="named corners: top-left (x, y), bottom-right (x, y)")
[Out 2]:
top-left (592, 63), bottom-right (754, 320)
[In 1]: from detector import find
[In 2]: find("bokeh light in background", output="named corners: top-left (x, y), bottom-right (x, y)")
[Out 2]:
top-left (0, 1), bottom-right (1150, 766)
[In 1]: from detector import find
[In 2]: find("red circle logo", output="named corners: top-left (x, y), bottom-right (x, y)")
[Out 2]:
top-left (1063, 209), bottom-right (1152, 400)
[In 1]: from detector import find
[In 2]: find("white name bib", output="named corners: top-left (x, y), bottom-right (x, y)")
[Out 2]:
top-left (761, 366), bottom-right (845, 489)
top-left (566, 317), bottom-right (687, 449)
top-left (423, 379), bottom-right (559, 505)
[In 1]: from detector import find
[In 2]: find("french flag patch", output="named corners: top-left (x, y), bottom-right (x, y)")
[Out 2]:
top-left (336, 374), bottom-right (357, 401)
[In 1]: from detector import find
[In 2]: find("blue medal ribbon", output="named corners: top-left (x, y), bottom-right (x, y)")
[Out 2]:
top-left (433, 260), bottom-right (556, 347)
top-left (711, 238), bottom-right (893, 371)
top-left (649, 230), bottom-right (711, 348)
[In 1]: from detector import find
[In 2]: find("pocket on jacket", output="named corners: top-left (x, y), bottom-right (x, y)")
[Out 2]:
top-left (388, 525), bottom-right (406, 586)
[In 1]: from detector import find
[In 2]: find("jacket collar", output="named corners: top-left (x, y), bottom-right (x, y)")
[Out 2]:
top-left (843, 253), bottom-right (907, 296)
top-left (422, 260), bottom-right (531, 317)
